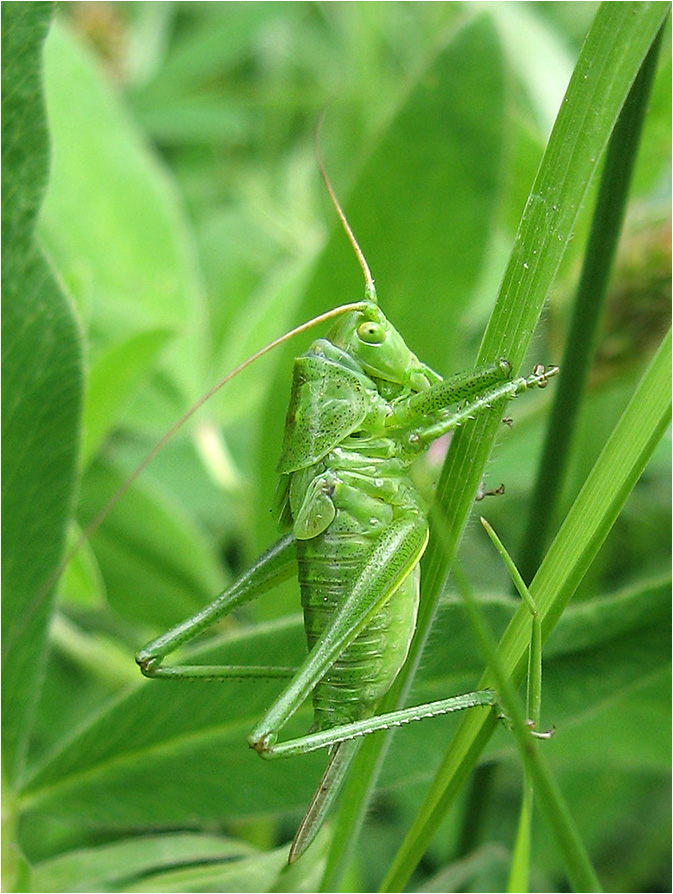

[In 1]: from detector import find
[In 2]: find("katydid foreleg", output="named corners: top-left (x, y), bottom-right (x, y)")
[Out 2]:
top-left (388, 363), bottom-right (558, 450)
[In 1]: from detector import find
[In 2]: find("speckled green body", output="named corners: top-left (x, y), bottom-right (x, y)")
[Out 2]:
top-left (295, 452), bottom-right (424, 730)
top-left (275, 310), bottom-right (437, 733)
top-left (136, 292), bottom-right (556, 864)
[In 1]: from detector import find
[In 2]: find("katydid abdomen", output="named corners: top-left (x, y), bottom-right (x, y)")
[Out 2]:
top-left (296, 458), bottom-right (423, 732)
top-left (292, 524), bottom-right (420, 861)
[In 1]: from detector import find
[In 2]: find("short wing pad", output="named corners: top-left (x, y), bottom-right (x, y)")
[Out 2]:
top-left (277, 354), bottom-right (370, 474)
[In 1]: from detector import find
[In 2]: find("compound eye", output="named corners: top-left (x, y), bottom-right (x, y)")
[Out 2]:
top-left (357, 321), bottom-right (386, 345)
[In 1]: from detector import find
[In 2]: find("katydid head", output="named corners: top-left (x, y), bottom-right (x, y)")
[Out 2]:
top-left (327, 302), bottom-right (435, 392)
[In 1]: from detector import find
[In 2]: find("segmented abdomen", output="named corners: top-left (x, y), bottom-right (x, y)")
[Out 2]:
top-left (296, 462), bottom-right (421, 732)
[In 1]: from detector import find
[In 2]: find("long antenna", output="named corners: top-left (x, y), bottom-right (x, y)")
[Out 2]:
top-left (315, 118), bottom-right (377, 304)
top-left (76, 302), bottom-right (368, 539)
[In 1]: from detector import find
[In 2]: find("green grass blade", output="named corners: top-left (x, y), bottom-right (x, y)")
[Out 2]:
top-left (508, 785), bottom-right (533, 894)
top-left (381, 328), bottom-right (671, 891)
top-left (518, 22), bottom-right (667, 583)
top-left (322, 4), bottom-right (670, 889)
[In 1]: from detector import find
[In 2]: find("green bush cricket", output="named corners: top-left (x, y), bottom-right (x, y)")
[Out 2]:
top-left (134, 160), bottom-right (558, 863)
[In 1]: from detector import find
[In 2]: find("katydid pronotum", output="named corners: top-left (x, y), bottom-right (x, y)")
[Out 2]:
top-left (131, 161), bottom-right (559, 864)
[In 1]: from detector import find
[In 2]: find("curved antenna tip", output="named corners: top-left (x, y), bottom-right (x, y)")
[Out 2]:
top-left (315, 119), bottom-right (377, 304)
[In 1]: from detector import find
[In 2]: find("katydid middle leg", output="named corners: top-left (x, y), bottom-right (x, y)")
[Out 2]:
top-left (136, 533), bottom-right (298, 681)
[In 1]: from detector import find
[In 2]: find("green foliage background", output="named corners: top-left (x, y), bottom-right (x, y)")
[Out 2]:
top-left (2, 3), bottom-right (670, 892)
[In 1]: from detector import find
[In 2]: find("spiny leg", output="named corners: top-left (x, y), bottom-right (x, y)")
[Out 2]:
top-left (480, 519), bottom-right (552, 738)
top-left (388, 358), bottom-right (511, 429)
top-left (137, 533), bottom-right (298, 680)
top-left (260, 689), bottom-right (497, 759)
top-left (389, 364), bottom-right (559, 446)
top-left (286, 686), bottom-right (495, 864)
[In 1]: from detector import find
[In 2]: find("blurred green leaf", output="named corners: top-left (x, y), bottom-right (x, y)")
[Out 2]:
top-left (58, 525), bottom-right (106, 610)
top-left (78, 459), bottom-right (227, 629)
top-left (413, 842), bottom-right (510, 893)
top-left (82, 328), bottom-right (174, 467)
top-left (31, 832), bottom-right (256, 893)
top-left (121, 846), bottom-right (288, 893)
top-left (38, 20), bottom-right (207, 422)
